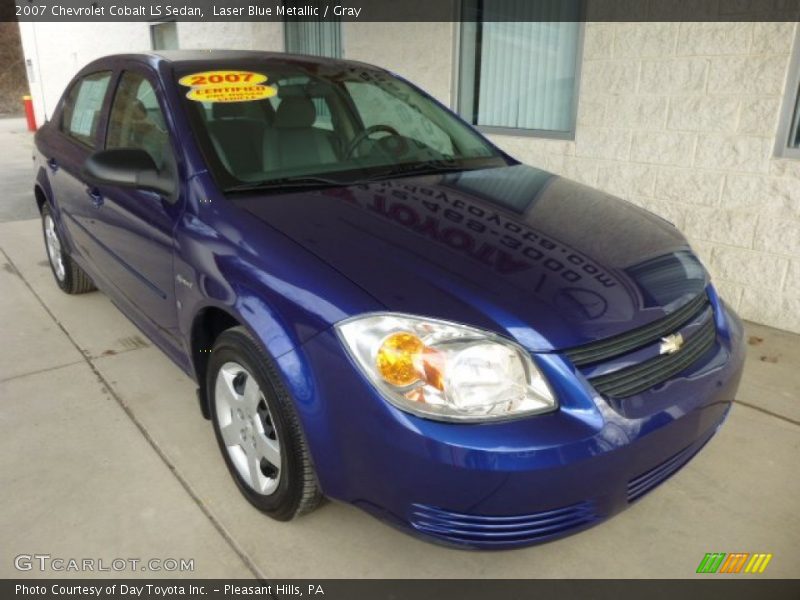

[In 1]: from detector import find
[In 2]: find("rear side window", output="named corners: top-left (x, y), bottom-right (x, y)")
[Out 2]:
top-left (61, 71), bottom-right (112, 147)
top-left (106, 71), bottom-right (171, 169)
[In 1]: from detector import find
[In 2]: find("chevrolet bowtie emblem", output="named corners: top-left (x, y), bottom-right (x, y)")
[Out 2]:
top-left (660, 333), bottom-right (685, 355)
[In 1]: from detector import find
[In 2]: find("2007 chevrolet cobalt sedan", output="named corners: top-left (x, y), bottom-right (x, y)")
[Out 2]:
top-left (33, 50), bottom-right (745, 549)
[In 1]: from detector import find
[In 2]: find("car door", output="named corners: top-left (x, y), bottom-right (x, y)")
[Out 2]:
top-left (88, 67), bottom-right (183, 348)
top-left (45, 70), bottom-right (114, 272)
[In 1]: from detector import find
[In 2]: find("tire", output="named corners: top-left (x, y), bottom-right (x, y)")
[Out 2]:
top-left (41, 203), bottom-right (96, 295)
top-left (207, 326), bottom-right (322, 520)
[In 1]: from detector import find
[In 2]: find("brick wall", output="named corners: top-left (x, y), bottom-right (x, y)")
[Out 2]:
top-left (488, 22), bottom-right (800, 334)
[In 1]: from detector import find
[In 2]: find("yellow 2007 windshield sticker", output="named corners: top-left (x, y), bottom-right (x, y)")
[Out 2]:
top-left (179, 70), bottom-right (275, 103)
top-left (178, 71), bottom-right (268, 87)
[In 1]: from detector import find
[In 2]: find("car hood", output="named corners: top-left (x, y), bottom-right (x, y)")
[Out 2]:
top-left (234, 164), bottom-right (708, 352)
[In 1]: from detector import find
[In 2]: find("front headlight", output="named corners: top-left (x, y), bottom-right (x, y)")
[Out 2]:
top-left (335, 313), bottom-right (557, 422)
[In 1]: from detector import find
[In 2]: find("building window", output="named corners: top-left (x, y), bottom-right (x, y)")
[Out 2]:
top-left (150, 22), bottom-right (178, 51)
top-left (284, 10), bottom-right (342, 58)
top-left (775, 31), bottom-right (800, 159)
top-left (457, 0), bottom-right (583, 139)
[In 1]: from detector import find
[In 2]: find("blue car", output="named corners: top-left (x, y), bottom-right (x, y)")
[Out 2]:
top-left (33, 50), bottom-right (745, 549)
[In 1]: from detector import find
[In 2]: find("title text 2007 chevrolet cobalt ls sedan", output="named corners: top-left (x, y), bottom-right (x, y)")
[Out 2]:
top-left (33, 51), bottom-right (745, 549)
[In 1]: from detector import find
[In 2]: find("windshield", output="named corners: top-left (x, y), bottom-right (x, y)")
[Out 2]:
top-left (175, 60), bottom-right (511, 191)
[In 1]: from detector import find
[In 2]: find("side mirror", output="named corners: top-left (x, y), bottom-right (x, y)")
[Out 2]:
top-left (84, 148), bottom-right (175, 196)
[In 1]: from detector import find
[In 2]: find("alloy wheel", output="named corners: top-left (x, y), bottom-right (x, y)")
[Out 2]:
top-left (214, 361), bottom-right (281, 495)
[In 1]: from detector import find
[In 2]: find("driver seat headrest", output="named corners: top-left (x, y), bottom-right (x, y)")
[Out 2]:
top-left (275, 96), bottom-right (316, 128)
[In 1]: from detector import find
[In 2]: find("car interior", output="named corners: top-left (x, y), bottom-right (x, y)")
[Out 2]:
top-left (200, 80), bottom-right (353, 181)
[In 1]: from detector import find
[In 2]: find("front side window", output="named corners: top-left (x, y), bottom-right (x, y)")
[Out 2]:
top-left (457, 0), bottom-right (582, 138)
top-left (106, 71), bottom-right (171, 169)
top-left (61, 71), bottom-right (112, 147)
top-left (178, 62), bottom-right (508, 190)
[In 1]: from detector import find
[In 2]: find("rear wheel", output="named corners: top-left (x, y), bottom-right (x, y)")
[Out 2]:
top-left (41, 204), bottom-right (95, 294)
top-left (208, 326), bottom-right (322, 520)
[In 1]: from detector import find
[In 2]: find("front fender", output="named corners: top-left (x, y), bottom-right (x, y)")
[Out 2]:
top-left (175, 212), bottom-right (381, 361)
top-left (173, 193), bottom-right (382, 455)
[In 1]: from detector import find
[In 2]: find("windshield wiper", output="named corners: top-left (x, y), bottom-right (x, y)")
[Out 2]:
top-left (224, 158), bottom-right (504, 194)
top-left (224, 175), bottom-right (350, 194)
top-left (359, 159), bottom-right (495, 182)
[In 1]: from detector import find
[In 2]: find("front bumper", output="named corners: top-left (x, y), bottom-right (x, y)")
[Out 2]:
top-left (280, 292), bottom-right (746, 549)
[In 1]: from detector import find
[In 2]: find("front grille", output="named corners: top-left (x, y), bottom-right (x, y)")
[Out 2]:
top-left (409, 501), bottom-right (598, 547)
top-left (565, 293), bottom-right (710, 367)
top-left (590, 316), bottom-right (716, 398)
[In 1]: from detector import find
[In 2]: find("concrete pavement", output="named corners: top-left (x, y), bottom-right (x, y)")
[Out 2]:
top-left (1, 117), bottom-right (798, 579)
top-left (0, 118), bottom-right (39, 223)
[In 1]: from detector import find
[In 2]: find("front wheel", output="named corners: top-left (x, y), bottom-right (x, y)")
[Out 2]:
top-left (207, 326), bottom-right (322, 520)
top-left (41, 203), bottom-right (95, 294)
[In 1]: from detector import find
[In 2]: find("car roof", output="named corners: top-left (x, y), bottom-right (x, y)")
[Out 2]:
top-left (90, 50), bottom-right (383, 72)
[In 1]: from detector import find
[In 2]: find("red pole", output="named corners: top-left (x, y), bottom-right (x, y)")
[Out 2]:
top-left (23, 95), bottom-right (37, 131)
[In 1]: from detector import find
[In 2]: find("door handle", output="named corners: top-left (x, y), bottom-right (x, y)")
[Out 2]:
top-left (46, 158), bottom-right (59, 172)
top-left (86, 188), bottom-right (104, 208)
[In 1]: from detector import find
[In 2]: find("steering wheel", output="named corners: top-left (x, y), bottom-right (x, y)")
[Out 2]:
top-left (344, 124), bottom-right (403, 159)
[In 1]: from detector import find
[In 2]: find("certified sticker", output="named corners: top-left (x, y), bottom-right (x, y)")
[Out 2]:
top-left (186, 85), bottom-right (276, 103)
top-left (179, 70), bottom-right (276, 103)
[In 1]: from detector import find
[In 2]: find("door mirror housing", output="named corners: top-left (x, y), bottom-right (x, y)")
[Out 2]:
top-left (84, 148), bottom-right (175, 196)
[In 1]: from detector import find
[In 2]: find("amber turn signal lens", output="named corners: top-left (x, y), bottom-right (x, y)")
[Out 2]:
top-left (376, 332), bottom-right (425, 387)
